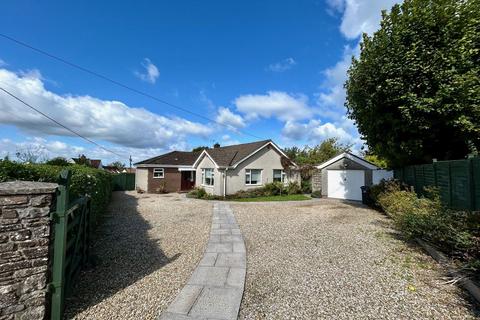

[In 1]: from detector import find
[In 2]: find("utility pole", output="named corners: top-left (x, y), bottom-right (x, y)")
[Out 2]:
top-left (129, 155), bottom-right (132, 168)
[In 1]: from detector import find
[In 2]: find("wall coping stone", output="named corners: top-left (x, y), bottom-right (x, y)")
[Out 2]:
top-left (0, 181), bottom-right (58, 195)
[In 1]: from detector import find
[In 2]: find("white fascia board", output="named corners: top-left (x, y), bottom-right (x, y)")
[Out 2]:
top-left (192, 150), bottom-right (219, 169)
top-left (232, 141), bottom-right (295, 169)
top-left (316, 152), bottom-right (379, 170)
top-left (135, 164), bottom-right (193, 168)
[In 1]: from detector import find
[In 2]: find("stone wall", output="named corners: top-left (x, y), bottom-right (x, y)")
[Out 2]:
top-left (0, 181), bottom-right (57, 320)
top-left (311, 169), bottom-right (322, 193)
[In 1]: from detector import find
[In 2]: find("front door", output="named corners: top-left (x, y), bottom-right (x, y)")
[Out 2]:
top-left (181, 171), bottom-right (195, 191)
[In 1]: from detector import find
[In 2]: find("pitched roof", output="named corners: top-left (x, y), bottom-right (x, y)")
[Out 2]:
top-left (134, 151), bottom-right (201, 166)
top-left (201, 140), bottom-right (274, 167)
top-left (316, 152), bottom-right (379, 170)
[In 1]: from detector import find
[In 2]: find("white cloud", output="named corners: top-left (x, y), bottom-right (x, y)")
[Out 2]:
top-left (134, 58), bottom-right (159, 84)
top-left (221, 134), bottom-right (240, 146)
top-left (215, 107), bottom-right (245, 129)
top-left (327, 0), bottom-right (401, 39)
top-left (0, 59), bottom-right (6, 67)
top-left (267, 58), bottom-right (297, 72)
top-left (0, 136), bottom-right (184, 165)
top-left (282, 118), bottom-right (362, 150)
top-left (234, 91), bottom-right (313, 121)
top-left (0, 68), bottom-right (212, 149)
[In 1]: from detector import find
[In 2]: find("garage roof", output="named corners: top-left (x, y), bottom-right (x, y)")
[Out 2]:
top-left (316, 152), bottom-right (379, 170)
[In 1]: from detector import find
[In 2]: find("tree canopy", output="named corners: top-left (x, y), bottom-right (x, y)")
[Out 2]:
top-left (284, 138), bottom-right (351, 166)
top-left (345, 0), bottom-right (480, 167)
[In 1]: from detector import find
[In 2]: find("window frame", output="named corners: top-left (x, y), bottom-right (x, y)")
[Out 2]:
top-left (273, 169), bottom-right (286, 183)
top-left (153, 168), bottom-right (164, 179)
top-left (202, 168), bottom-right (215, 186)
top-left (245, 169), bottom-right (262, 186)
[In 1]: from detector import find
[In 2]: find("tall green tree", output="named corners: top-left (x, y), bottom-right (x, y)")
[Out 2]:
top-left (284, 138), bottom-right (351, 166)
top-left (345, 0), bottom-right (480, 167)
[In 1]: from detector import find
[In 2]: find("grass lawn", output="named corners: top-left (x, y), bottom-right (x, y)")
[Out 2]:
top-left (232, 194), bottom-right (311, 202)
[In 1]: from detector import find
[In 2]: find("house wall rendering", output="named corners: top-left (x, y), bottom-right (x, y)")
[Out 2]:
top-left (195, 155), bottom-right (223, 195)
top-left (135, 167), bottom-right (148, 191)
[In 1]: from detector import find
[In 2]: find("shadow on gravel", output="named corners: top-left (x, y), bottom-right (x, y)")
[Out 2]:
top-left (63, 191), bottom-right (179, 319)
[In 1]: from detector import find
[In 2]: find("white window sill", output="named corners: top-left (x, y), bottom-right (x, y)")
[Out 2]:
top-left (153, 176), bottom-right (164, 179)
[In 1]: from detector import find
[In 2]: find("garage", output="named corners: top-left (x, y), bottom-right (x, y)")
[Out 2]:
top-left (312, 152), bottom-right (389, 201)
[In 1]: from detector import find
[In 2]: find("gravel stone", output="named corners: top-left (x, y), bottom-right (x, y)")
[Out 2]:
top-left (64, 191), bottom-right (212, 320)
top-left (231, 199), bottom-right (480, 319)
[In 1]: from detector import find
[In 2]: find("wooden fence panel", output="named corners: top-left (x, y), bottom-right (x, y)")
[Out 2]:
top-left (395, 157), bottom-right (480, 211)
top-left (112, 173), bottom-right (135, 191)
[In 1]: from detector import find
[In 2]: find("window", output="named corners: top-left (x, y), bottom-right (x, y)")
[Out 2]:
top-left (202, 168), bottom-right (214, 186)
top-left (273, 169), bottom-right (286, 183)
top-left (245, 169), bottom-right (262, 185)
top-left (153, 168), bottom-right (164, 178)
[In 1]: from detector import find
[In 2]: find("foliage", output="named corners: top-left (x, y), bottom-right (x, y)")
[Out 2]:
top-left (345, 0), bottom-right (480, 167)
top-left (285, 181), bottom-right (301, 195)
top-left (368, 179), bottom-right (409, 207)
top-left (301, 180), bottom-right (312, 194)
top-left (232, 194), bottom-right (310, 202)
top-left (187, 182), bottom-right (304, 200)
top-left (284, 138), bottom-right (351, 167)
top-left (45, 157), bottom-right (71, 166)
top-left (192, 146), bottom-right (209, 152)
top-left (15, 146), bottom-right (47, 164)
top-left (377, 185), bottom-right (479, 269)
top-left (187, 187), bottom-right (208, 199)
top-left (213, 142), bottom-right (221, 148)
top-left (108, 161), bottom-right (125, 169)
top-left (0, 159), bottom-right (112, 223)
top-left (364, 154), bottom-right (389, 169)
top-left (311, 190), bottom-right (322, 198)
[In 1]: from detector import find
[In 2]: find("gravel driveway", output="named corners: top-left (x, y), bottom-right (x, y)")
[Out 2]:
top-left (232, 199), bottom-right (479, 319)
top-left (64, 191), bottom-right (212, 320)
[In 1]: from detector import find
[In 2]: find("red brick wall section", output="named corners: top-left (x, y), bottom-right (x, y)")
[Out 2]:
top-left (147, 168), bottom-right (181, 193)
top-left (0, 181), bottom-right (57, 320)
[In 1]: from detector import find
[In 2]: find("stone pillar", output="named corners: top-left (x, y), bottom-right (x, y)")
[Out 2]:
top-left (311, 169), bottom-right (322, 193)
top-left (0, 181), bottom-right (57, 320)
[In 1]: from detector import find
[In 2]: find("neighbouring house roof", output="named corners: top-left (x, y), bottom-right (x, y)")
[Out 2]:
top-left (134, 151), bottom-right (201, 166)
top-left (316, 152), bottom-right (379, 170)
top-left (71, 158), bottom-right (103, 169)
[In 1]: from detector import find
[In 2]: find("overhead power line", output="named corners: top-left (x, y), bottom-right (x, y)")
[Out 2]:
top-left (0, 33), bottom-right (264, 140)
top-left (0, 86), bottom-right (126, 159)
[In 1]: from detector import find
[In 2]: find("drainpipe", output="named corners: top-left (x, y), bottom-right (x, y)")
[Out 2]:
top-left (223, 168), bottom-right (228, 198)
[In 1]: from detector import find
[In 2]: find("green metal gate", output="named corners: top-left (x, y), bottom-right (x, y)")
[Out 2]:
top-left (50, 170), bottom-right (92, 320)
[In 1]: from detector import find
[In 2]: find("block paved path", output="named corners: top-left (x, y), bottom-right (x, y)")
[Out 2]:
top-left (159, 202), bottom-right (246, 320)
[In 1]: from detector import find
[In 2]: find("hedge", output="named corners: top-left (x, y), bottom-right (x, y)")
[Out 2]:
top-left (0, 160), bottom-right (113, 224)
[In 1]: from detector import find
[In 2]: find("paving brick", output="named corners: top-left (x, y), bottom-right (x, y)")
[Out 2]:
top-left (205, 242), bottom-right (233, 253)
top-left (215, 253), bottom-right (246, 268)
top-left (188, 267), bottom-right (229, 286)
top-left (226, 267), bottom-right (246, 288)
top-left (198, 253), bottom-right (217, 267)
top-left (188, 287), bottom-right (243, 320)
top-left (166, 285), bottom-right (203, 314)
top-left (233, 242), bottom-right (246, 253)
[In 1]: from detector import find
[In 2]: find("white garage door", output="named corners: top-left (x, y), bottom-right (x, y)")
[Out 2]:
top-left (327, 170), bottom-right (365, 201)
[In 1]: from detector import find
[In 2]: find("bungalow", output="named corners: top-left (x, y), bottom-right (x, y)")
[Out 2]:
top-left (134, 140), bottom-right (300, 196)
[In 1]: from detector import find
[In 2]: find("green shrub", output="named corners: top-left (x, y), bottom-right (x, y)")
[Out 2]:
top-left (285, 181), bottom-right (301, 195)
top-left (187, 187), bottom-right (207, 199)
top-left (301, 179), bottom-right (312, 194)
top-left (368, 178), bottom-right (409, 207)
top-left (377, 186), bottom-right (479, 267)
top-left (311, 190), bottom-right (322, 198)
top-left (0, 159), bottom-right (112, 225)
top-left (263, 182), bottom-right (284, 196)
top-left (45, 157), bottom-right (71, 166)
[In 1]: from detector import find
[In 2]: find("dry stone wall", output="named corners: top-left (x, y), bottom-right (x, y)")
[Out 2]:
top-left (0, 181), bottom-right (57, 320)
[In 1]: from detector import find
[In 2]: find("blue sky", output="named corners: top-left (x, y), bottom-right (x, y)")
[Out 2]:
top-left (0, 0), bottom-right (399, 165)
